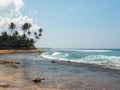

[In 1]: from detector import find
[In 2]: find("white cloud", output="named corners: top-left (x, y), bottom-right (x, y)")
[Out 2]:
top-left (0, 0), bottom-right (40, 33)
top-left (0, 0), bottom-right (23, 17)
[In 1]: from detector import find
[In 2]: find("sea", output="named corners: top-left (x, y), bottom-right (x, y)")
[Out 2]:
top-left (42, 48), bottom-right (120, 70)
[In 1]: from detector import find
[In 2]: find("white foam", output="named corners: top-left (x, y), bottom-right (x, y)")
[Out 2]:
top-left (41, 54), bottom-right (56, 60)
top-left (75, 50), bottom-right (111, 52)
top-left (52, 52), bottom-right (61, 56)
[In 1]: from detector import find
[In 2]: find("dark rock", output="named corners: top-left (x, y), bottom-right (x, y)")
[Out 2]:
top-left (15, 62), bottom-right (20, 64)
top-left (11, 64), bottom-right (18, 68)
top-left (51, 60), bottom-right (55, 63)
top-left (0, 84), bottom-right (9, 88)
top-left (68, 61), bottom-right (71, 63)
top-left (0, 61), bottom-right (20, 65)
top-left (32, 78), bottom-right (45, 83)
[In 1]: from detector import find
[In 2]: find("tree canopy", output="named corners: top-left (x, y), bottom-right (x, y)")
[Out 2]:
top-left (0, 22), bottom-right (43, 50)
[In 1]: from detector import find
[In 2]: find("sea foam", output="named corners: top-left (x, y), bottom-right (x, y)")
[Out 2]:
top-left (41, 49), bottom-right (120, 70)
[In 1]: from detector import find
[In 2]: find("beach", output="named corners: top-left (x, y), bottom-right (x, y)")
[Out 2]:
top-left (0, 51), bottom-right (120, 90)
top-left (0, 50), bottom-right (44, 54)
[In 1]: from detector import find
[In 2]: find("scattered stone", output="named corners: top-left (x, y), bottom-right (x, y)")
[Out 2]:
top-left (11, 64), bottom-right (18, 68)
top-left (32, 78), bottom-right (45, 83)
top-left (51, 60), bottom-right (55, 63)
top-left (0, 61), bottom-right (20, 68)
top-left (15, 62), bottom-right (20, 64)
top-left (68, 61), bottom-right (71, 63)
top-left (0, 61), bottom-right (20, 65)
top-left (0, 84), bottom-right (9, 88)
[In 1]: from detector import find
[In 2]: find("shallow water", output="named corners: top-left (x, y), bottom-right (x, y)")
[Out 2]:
top-left (0, 53), bottom-right (120, 90)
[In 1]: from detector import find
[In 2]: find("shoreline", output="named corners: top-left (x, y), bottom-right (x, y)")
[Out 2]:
top-left (0, 49), bottom-right (44, 54)
top-left (54, 59), bottom-right (120, 73)
top-left (42, 56), bottom-right (120, 73)
top-left (0, 53), bottom-right (120, 90)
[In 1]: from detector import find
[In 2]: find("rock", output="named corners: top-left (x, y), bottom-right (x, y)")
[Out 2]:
top-left (51, 60), bottom-right (55, 63)
top-left (0, 84), bottom-right (9, 88)
top-left (68, 61), bottom-right (71, 63)
top-left (11, 64), bottom-right (18, 68)
top-left (32, 78), bottom-right (45, 83)
top-left (0, 61), bottom-right (20, 65)
top-left (15, 62), bottom-right (20, 64)
top-left (0, 61), bottom-right (20, 68)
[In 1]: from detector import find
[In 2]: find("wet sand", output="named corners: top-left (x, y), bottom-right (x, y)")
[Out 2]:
top-left (0, 53), bottom-right (120, 90)
top-left (0, 50), bottom-right (44, 54)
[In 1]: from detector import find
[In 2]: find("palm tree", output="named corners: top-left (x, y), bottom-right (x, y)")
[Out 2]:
top-left (39, 28), bottom-right (42, 36)
top-left (21, 23), bottom-right (32, 36)
top-left (38, 33), bottom-right (42, 37)
top-left (27, 31), bottom-right (31, 35)
top-left (27, 31), bottom-right (31, 39)
top-left (34, 32), bottom-right (37, 36)
top-left (8, 22), bottom-right (16, 36)
top-left (2, 32), bottom-right (7, 36)
top-left (39, 28), bottom-right (42, 33)
top-left (35, 35), bottom-right (39, 40)
top-left (34, 32), bottom-right (38, 41)
top-left (13, 31), bottom-right (19, 37)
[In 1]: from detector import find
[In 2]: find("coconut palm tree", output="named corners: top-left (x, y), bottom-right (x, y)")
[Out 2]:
top-left (34, 32), bottom-right (38, 41)
top-left (13, 31), bottom-right (19, 37)
top-left (39, 28), bottom-right (42, 33)
top-left (38, 33), bottom-right (42, 36)
top-left (34, 32), bottom-right (37, 36)
top-left (27, 31), bottom-right (31, 39)
top-left (8, 22), bottom-right (16, 36)
top-left (21, 23), bottom-right (32, 36)
top-left (38, 28), bottom-right (42, 37)
top-left (35, 35), bottom-right (39, 40)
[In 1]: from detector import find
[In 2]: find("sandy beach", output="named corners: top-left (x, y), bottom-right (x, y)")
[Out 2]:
top-left (0, 52), bottom-right (120, 90)
top-left (0, 50), bottom-right (44, 54)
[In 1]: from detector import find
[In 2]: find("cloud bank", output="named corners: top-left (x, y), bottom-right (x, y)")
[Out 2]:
top-left (0, 0), bottom-right (39, 32)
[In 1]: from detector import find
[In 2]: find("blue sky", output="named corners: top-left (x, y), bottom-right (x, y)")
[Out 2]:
top-left (22, 0), bottom-right (120, 48)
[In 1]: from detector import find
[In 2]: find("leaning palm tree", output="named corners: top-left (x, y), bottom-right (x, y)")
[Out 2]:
top-left (8, 22), bottom-right (16, 36)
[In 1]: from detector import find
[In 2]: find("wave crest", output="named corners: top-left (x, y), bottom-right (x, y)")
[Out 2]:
top-left (75, 50), bottom-right (111, 52)
top-left (52, 52), bottom-right (61, 56)
top-left (41, 50), bottom-right (120, 70)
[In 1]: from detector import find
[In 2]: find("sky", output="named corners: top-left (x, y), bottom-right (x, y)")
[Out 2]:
top-left (0, 0), bottom-right (120, 48)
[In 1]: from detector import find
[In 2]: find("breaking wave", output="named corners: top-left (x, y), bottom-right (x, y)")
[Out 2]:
top-left (41, 49), bottom-right (120, 70)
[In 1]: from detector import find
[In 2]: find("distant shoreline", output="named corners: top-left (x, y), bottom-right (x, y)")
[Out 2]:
top-left (0, 49), bottom-right (44, 54)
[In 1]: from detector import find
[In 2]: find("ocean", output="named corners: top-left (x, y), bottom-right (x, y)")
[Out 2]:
top-left (42, 48), bottom-right (120, 70)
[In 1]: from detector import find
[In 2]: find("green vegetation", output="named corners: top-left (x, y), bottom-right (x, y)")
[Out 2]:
top-left (0, 22), bottom-right (42, 49)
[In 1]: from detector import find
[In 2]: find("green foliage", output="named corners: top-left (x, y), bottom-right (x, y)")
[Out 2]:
top-left (0, 22), bottom-right (43, 50)
top-left (8, 22), bottom-right (16, 36)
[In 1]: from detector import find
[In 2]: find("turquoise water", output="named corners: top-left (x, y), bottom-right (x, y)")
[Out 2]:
top-left (42, 49), bottom-right (120, 70)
